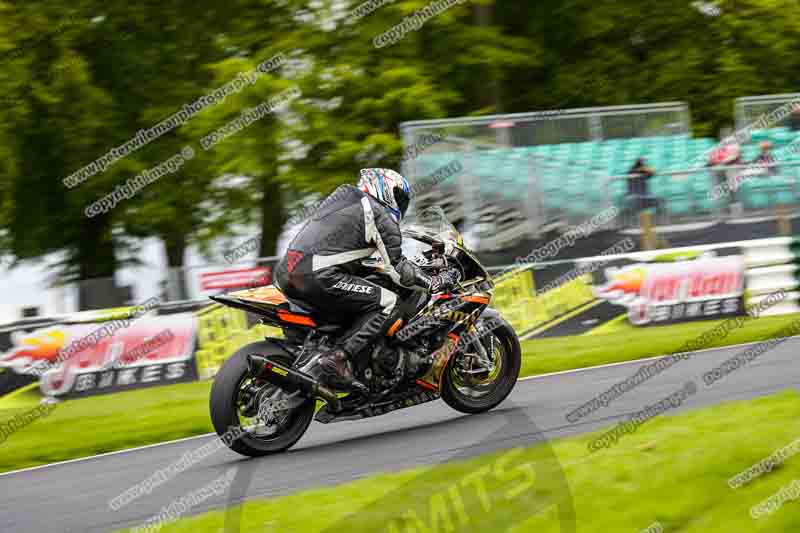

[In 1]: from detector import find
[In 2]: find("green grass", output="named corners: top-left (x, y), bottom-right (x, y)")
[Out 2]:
top-left (0, 380), bottom-right (213, 473)
top-left (521, 312), bottom-right (800, 377)
top-left (119, 390), bottom-right (800, 532)
top-left (1, 312), bottom-right (798, 474)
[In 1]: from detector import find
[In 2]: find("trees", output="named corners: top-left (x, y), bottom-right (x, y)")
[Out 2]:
top-left (1, 0), bottom-right (799, 310)
top-left (0, 1), bottom-right (239, 305)
top-left (0, 2), bottom-right (128, 307)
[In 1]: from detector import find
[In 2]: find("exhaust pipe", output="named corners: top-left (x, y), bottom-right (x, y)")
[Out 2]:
top-left (248, 354), bottom-right (341, 412)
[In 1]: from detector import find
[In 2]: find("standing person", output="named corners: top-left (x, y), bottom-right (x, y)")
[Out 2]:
top-left (625, 157), bottom-right (658, 214)
top-left (707, 141), bottom-right (742, 206)
top-left (789, 106), bottom-right (800, 132)
top-left (751, 141), bottom-right (777, 176)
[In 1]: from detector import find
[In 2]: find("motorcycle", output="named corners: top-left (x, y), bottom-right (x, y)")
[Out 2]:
top-left (208, 207), bottom-right (521, 457)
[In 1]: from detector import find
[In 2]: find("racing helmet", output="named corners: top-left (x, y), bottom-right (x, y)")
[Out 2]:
top-left (357, 168), bottom-right (411, 222)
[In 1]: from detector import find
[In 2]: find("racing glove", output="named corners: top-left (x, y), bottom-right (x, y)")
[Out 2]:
top-left (430, 267), bottom-right (462, 293)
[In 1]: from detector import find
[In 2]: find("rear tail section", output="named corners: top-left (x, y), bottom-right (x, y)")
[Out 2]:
top-left (210, 285), bottom-right (318, 329)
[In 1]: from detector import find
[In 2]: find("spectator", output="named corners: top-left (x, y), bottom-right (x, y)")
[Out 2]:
top-left (751, 141), bottom-right (777, 176)
top-left (625, 157), bottom-right (660, 215)
top-left (707, 141), bottom-right (742, 202)
top-left (708, 140), bottom-right (741, 167)
top-left (790, 105), bottom-right (800, 131)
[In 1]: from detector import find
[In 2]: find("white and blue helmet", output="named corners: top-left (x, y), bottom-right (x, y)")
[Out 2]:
top-left (358, 168), bottom-right (411, 222)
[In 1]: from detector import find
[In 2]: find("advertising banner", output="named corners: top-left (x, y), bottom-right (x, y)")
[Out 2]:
top-left (199, 266), bottom-right (272, 291)
top-left (0, 297), bottom-right (283, 399)
top-left (491, 247), bottom-right (748, 339)
top-left (591, 250), bottom-right (745, 326)
top-left (0, 313), bottom-right (198, 398)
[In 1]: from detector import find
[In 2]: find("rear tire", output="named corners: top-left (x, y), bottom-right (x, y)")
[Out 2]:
top-left (209, 341), bottom-right (315, 457)
top-left (440, 316), bottom-right (521, 414)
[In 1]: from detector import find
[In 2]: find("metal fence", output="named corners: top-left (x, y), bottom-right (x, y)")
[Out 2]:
top-left (400, 102), bottom-right (690, 150)
top-left (401, 103), bottom-right (692, 249)
top-left (402, 102), bottom-right (800, 248)
top-left (735, 93), bottom-right (800, 133)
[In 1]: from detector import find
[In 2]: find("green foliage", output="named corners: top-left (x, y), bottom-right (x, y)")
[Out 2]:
top-left (1, 0), bottom-right (800, 293)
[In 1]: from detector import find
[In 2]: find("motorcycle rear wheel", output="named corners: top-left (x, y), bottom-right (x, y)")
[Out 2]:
top-left (209, 341), bottom-right (315, 457)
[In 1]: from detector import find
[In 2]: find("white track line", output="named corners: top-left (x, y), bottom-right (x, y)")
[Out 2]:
top-left (2, 334), bottom-right (798, 478)
top-left (0, 432), bottom-right (214, 478)
top-left (519, 333), bottom-right (800, 380)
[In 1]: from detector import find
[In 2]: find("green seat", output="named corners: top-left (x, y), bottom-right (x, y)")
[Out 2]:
top-left (751, 130), bottom-right (770, 143)
top-left (772, 128), bottom-right (798, 146)
top-left (666, 197), bottom-right (691, 215)
top-left (739, 180), bottom-right (769, 209)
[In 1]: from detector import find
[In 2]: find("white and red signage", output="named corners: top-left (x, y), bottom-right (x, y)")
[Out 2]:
top-left (0, 314), bottom-right (197, 397)
top-left (594, 253), bottom-right (745, 325)
top-left (199, 266), bottom-right (272, 291)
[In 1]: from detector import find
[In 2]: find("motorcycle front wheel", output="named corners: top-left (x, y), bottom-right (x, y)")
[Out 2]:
top-left (440, 315), bottom-right (521, 414)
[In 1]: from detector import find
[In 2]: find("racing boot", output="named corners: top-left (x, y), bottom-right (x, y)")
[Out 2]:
top-left (315, 348), bottom-right (369, 395)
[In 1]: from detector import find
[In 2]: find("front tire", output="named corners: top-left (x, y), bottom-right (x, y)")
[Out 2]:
top-left (441, 316), bottom-right (521, 414)
top-left (209, 341), bottom-right (315, 457)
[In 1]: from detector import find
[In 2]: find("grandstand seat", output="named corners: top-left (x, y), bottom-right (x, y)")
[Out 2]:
top-left (770, 128), bottom-right (797, 145)
top-left (751, 130), bottom-right (770, 143)
top-left (415, 133), bottom-right (800, 222)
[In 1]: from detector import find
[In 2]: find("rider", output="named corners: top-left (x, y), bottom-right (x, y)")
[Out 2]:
top-left (274, 168), bottom-right (461, 393)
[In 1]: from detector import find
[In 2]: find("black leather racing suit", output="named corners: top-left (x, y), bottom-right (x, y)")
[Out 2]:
top-left (274, 185), bottom-right (434, 360)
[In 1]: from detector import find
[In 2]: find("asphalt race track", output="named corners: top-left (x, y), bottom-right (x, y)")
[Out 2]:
top-left (2, 337), bottom-right (799, 533)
